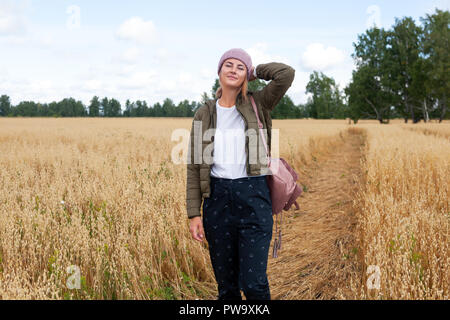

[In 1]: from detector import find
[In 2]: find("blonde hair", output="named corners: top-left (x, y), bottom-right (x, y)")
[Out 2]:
top-left (215, 74), bottom-right (249, 104)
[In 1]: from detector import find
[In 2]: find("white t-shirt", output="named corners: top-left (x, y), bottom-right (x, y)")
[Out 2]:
top-left (210, 99), bottom-right (248, 179)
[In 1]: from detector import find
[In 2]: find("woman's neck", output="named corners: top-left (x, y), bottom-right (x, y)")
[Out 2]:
top-left (219, 87), bottom-right (240, 108)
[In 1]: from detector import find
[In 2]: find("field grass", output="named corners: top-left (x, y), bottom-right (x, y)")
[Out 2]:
top-left (347, 123), bottom-right (449, 299)
top-left (0, 117), bottom-right (448, 299)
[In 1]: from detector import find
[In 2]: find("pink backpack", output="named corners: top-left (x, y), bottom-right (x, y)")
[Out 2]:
top-left (250, 96), bottom-right (303, 258)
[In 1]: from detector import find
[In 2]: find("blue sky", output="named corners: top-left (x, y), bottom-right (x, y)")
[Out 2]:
top-left (0, 0), bottom-right (448, 107)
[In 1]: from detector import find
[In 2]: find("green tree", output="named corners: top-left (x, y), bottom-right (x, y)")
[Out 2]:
top-left (58, 98), bottom-right (86, 117)
top-left (389, 17), bottom-right (423, 122)
top-left (350, 27), bottom-right (394, 123)
top-left (100, 97), bottom-right (109, 117)
top-left (306, 71), bottom-right (345, 119)
top-left (248, 78), bottom-right (267, 92)
top-left (410, 51), bottom-right (435, 122)
top-left (271, 95), bottom-right (299, 119)
top-left (89, 96), bottom-right (100, 117)
top-left (211, 78), bottom-right (220, 98)
top-left (152, 102), bottom-right (162, 117)
top-left (14, 101), bottom-right (38, 116)
top-left (200, 92), bottom-right (210, 105)
top-left (0, 95), bottom-right (11, 116)
top-left (420, 9), bottom-right (449, 122)
top-left (123, 99), bottom-right (132, 117)
top-left (162, 98), bottom-right (176, 117)
top-left (109, 98), bottom-right (122, 117)
top-left (345, 64), bottom-right (391, 123)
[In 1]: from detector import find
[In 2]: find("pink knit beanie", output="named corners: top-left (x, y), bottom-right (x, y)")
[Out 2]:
top-left (217, 48), bottom-right (253, 81)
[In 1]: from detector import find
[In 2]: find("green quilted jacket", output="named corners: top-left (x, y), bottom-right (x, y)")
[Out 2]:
top-left (186, 62), bottom-right (295, 219)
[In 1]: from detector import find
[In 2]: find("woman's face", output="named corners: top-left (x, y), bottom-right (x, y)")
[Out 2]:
top-left (219, 58), bottom-right (247, 89)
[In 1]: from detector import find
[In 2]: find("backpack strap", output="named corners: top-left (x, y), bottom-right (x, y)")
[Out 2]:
top-left (251, 95), bottom-right (283, 259)
top-left (279, 212), bottom-right (283, 250)
top-left (272, 212), bottom-right (283, 258)
top-left (272, 214), bottom-right (278, 258)
top-left (250, 96), bottom-right (271, 159)
top-left (252, 95), bottom-right (293, 258)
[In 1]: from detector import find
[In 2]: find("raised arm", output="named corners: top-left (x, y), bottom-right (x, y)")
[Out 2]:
top-left (254, 62), bottom-right (295, 111)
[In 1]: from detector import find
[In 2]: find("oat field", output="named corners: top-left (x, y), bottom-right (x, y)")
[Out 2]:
top-left (0, 118), bottom-right (448, 299)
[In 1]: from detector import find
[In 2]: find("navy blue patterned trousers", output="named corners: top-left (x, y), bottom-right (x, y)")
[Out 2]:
top-left (202, 175), bottom-right (273, 300)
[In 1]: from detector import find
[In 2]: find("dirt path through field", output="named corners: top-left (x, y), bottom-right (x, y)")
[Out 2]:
top-left (268, 129), bottom-right (365, 300)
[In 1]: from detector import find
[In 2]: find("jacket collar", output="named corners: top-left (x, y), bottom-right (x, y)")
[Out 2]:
top-left (206, 90), bottom-right (254, 129)
top-left (206, 90), bottom-right (254, 113)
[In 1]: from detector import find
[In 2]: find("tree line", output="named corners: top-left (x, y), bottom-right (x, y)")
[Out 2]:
top-left (0, 95), bottom-right (201, 118)
top-left (0, 9), bottom-right (448, 123)
top-left (346, 9), bottom-right (449, 123)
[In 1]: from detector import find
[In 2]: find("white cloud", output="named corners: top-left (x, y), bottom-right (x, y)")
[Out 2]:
top-left (119, 70), bottom-right (158, 90)
top-left (151, 47), bottom-right (188, 66)
top-left (0, 0), bottom-right (29, 35)
top-left (109, 47), bottom-right (143, 69)
top-left (300, 43), bottom-right (346, 72)
top-left (199, 68), bottom-right (215, 80)
top-left (0, 32), bottom-right (55, 48)
top-left (0, 4), bottom-right (55, 48)
top-left (116, 17), bottom-right (158, 45)
top-left (0, 65), bottom-right (7, 75)
top-left (120, 46), bottom-right (141, 62)
top-left (37, 33), bottom-right (53, 47)
top-left (0, 34), bottom-right (26, 45)
top-left (426, 0), bottom-right (450, 14)
top-left (156, 79), bottom-right (176, 93)
top-left (83, 79), bottom-right (103, 91)
top-left (177, 72), bottom-right (193, 85)
top-left (0, 66), bottom-right (9, 87)
top-left (2, 76), bottom-right (69, 104)
top-left (115, 64), bottom-right (138, 77)
top-left (291, 56), bottom-right (355, 105)
top-left (246, 42), bottom-right (291, 66)
top-left (30, 80), bottom-right (53, 92)
top-left (153, 47), bottom-right (170, 63)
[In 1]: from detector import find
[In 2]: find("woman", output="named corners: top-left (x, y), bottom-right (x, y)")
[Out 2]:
top-left (186, 48), bottom-right (295, 300)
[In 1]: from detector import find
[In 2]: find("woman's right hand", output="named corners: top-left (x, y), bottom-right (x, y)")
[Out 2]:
top-left (189, 216), bottom-right (205, 242)
top-left (249, 66), bottom-right (257, 82)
